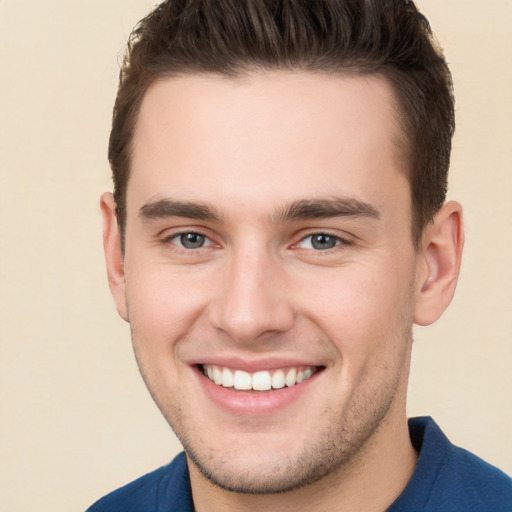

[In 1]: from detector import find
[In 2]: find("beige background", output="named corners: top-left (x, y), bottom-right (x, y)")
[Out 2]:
top-left (0, 1), bottom-right (510, 511)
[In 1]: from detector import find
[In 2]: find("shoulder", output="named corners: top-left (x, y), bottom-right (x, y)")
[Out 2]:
top-left (85, 452), bottom-right (193, 512)
top-left (432, 438), bottom-right (512, 510)
top-left (389, 417), bottom-right (512, 512)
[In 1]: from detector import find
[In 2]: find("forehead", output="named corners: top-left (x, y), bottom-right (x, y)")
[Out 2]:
top-left (129, 71), bottom-right (409, 221)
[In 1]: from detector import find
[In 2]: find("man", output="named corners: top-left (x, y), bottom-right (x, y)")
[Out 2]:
top-left (88, 0), bottom-right (512, 510)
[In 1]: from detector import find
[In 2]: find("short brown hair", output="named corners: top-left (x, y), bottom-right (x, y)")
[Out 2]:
top-left (109, 0), bottom-right (454, 249)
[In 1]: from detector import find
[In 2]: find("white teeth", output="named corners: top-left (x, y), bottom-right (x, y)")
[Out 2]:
top-left (233, 370), bottom-right (252, 390)
top-left (203, 365), bottom-right (316, 391)
top-left (271, 369), bottom-right (285, 389)
top-left (285, 368), bottom-right (296, 387)
top-left (213, 366), bottom-right (222, 385)
top-left (252, 371), bottom-right (272, 391)
top-left (221, 367), bottom-right (234, 387)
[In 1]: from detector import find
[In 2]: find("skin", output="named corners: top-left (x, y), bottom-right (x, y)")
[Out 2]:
top-left (102, 72), bottom-right (464, 512)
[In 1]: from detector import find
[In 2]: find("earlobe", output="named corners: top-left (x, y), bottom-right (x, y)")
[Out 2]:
top-left (100, 192), bottom-right (129, 322)
top-left (414, 201), bottom-right (464, 326)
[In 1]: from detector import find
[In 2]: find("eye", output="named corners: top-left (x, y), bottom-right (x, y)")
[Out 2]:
top-left (169, 232), bottom-right (213, 249)
top-left (297, 233), bottom-right (343, 250)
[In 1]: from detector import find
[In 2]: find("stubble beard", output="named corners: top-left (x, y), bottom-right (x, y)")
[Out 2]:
top-left (173, 343), bottom-right (410, 495)
top-left (131, 296), bottom-right (415, 495)
top-left (183, 394), bottom-right (397, 495)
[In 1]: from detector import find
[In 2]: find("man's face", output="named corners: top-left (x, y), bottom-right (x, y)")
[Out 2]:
top-left (119, 72), bottom-right (422, 492)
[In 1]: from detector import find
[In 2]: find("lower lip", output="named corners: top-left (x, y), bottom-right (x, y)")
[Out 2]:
top-left (195, 367), bottom-right (321, 417)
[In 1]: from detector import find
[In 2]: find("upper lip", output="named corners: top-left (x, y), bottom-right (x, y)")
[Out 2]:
top-left (188, 355), bottom-right (325, 373)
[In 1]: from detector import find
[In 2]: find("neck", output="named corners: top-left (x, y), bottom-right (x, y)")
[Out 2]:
top-left (188, 408), bottom-right (417, 512)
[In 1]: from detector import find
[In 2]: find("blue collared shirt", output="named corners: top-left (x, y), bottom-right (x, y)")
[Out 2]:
top-left (86, 417), bottom-right (512, 511)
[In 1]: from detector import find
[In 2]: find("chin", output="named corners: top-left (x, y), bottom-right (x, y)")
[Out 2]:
top-left (177, 397), bottom-right (393, 495)
top-left (184, 440), bottom-right (343, 494)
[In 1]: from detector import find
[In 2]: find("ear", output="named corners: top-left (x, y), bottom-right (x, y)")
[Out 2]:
top-left (414, 201), bottom-right (464, 326)
top-left (100, 192), bottom-right (129, 322)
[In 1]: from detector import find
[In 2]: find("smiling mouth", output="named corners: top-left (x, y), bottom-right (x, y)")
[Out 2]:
top-left (201, 365), bottom-right (319, 391)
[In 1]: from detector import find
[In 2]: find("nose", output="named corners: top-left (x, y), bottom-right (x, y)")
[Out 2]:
top-left (208, 248), bottom-right (295, 344)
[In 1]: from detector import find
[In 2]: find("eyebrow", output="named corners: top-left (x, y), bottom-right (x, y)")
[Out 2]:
top-left (138, 199), bottom-right (222, 222)
top-left (273, 197), bottom-right (380, 223)
top-left (138, 196), bottom-right (380, 224)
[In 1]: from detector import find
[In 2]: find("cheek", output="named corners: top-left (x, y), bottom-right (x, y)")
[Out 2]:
top-left (124, 263), bottom-right (211, 353)
top-left (295, 262), bottom-right (415, 356)
top-left (124, 265), bottom-right (214, 401)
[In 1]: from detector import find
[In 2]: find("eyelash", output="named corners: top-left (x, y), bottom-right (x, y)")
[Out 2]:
top-left (160, 230), bottom-right (351, 254)
top-left (294, 232), bottom-right (350, 251)
top-left (297, 233), bottom-right (355, 262)
top-left (161, 231), bottom-right (215, 251)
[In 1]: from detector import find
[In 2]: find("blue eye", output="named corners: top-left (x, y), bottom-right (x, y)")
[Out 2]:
top-left (172, 232), bottom-right (211, 249)
top-left (299, 234), bottom-right (341, 250)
